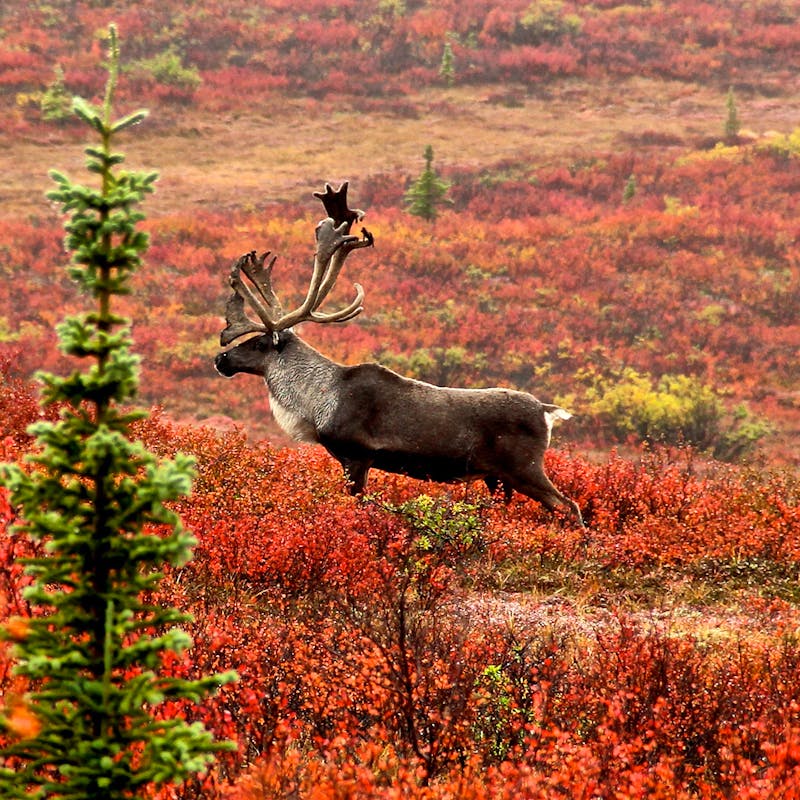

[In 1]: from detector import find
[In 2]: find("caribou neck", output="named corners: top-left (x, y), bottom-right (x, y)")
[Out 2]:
top-left (263, 332), bottom-right (342, 441)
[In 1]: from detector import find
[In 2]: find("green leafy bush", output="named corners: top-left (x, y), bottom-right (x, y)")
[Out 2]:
top-left (518, 0), bottom-right (582, 43)
top-left (759, 128), bottom-right (800, 160)
top-left (389, 493), bottom-right (486, 555)
top-left (129, 47), bottom-right (201, 91)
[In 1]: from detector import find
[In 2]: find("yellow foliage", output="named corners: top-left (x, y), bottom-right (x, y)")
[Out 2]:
top-left (676, 142), bottom-right (742, 166)
top-left (581, 368), bottom-right (771, 461)
top-left (758, 128), bottom-right (800, 159)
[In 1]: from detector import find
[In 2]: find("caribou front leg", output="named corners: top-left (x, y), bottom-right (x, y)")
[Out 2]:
top-left (338, 457), bottom-right (373, 495)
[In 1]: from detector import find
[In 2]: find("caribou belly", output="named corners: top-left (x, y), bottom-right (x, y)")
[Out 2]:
top-left (371, 450), bottom-right (482, 483)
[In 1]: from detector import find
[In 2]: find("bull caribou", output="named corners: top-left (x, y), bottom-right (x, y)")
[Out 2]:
top-left (214, 182), bottom-right (584, 527)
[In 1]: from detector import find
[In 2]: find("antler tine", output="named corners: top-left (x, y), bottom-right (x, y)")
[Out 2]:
top-left (311, 226), bottom-right (373, 312)
top-left (267, 218), bottom-right (370, 331)
top-left (271, 225), bottom-right (334, 329)
top-left (306, 183), bottom-right (371, 314)
top-left (241, 250), bottom-right (283, 317)
top-left (310, 282), bottom-right (365, 323)
top-left (312, 180), bottom-right (365, 232)
top-left (219, 252), bottom-right (271, 346)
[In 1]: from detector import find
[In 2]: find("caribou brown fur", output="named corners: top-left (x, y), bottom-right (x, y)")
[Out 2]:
top-left (214, 183), bottom-right (584, 527)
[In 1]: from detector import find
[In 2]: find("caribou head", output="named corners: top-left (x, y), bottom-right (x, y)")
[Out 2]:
top-left (215, 182), bottom-right (373, 378)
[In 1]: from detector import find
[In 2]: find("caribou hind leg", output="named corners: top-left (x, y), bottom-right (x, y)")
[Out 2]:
top-left (507, 468), bottom-right (585, 528)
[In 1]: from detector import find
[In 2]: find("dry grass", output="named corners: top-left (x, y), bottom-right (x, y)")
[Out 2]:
top-left (3, 77), bottom-right (800, 217)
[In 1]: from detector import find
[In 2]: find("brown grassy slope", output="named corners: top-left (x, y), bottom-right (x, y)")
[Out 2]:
top-left (3, 78), bottom-right (799, 218)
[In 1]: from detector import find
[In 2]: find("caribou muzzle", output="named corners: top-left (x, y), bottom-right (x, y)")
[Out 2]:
top-left (214, 336), bottom-right (271, 378)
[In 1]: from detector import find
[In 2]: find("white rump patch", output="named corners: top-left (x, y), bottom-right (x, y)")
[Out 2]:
top-left (543, 406), bottom-right (572, 447)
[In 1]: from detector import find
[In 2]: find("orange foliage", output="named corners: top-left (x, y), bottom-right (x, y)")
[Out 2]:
top-left (1, 141), bottom-right (797, 461)
top-left (2, 5), bottom-right (800, 794)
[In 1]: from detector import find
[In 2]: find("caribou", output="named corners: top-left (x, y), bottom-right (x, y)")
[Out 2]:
top-left (214, 182), bottom-right (584, 527)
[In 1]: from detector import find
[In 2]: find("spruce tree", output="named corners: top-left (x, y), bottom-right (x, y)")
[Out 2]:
top-left (404, 145), bottom-right (451, 221)
top-left (622, 173), bottom-right (636, 203)
top-left (439, 41), bottom-right (455, 87)
top-left (725, 86), bottom-right (740, 141)
top-left (0, 25), bottom-right (235, 799)
top-left (40, 65), bottom-right (72, 123)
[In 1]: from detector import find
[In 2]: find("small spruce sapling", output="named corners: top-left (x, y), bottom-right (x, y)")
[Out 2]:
top-left (404, 145), bottom-right (452, 221)
top-left (440, 41), bottom-right (455, 87)
top-left (0, 25), bottom-right (236, 799)
top-left (40, 65), bottom-right (72, 123)
top-left (622, 173), bottom-right (636, 203)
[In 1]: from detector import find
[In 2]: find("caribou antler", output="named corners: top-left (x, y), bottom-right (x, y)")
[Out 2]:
top-left (308, 182), bottom-right (371, 314)
top-left (220, 251), bottom-right (271, 346)
top-left (220, 183), bottom-right (374, 346)
top-left (312, 180), bottom-right (364, 231)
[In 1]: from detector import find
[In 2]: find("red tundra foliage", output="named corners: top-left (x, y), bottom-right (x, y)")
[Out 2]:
top-left (0, 1), bottom-right (797, 119)
top-left (0, 141), bottom-right (796, 462)
top-left (2, 373), bottom-right (800, 798)
top-left (2, 4), bottom-right (800, 795)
